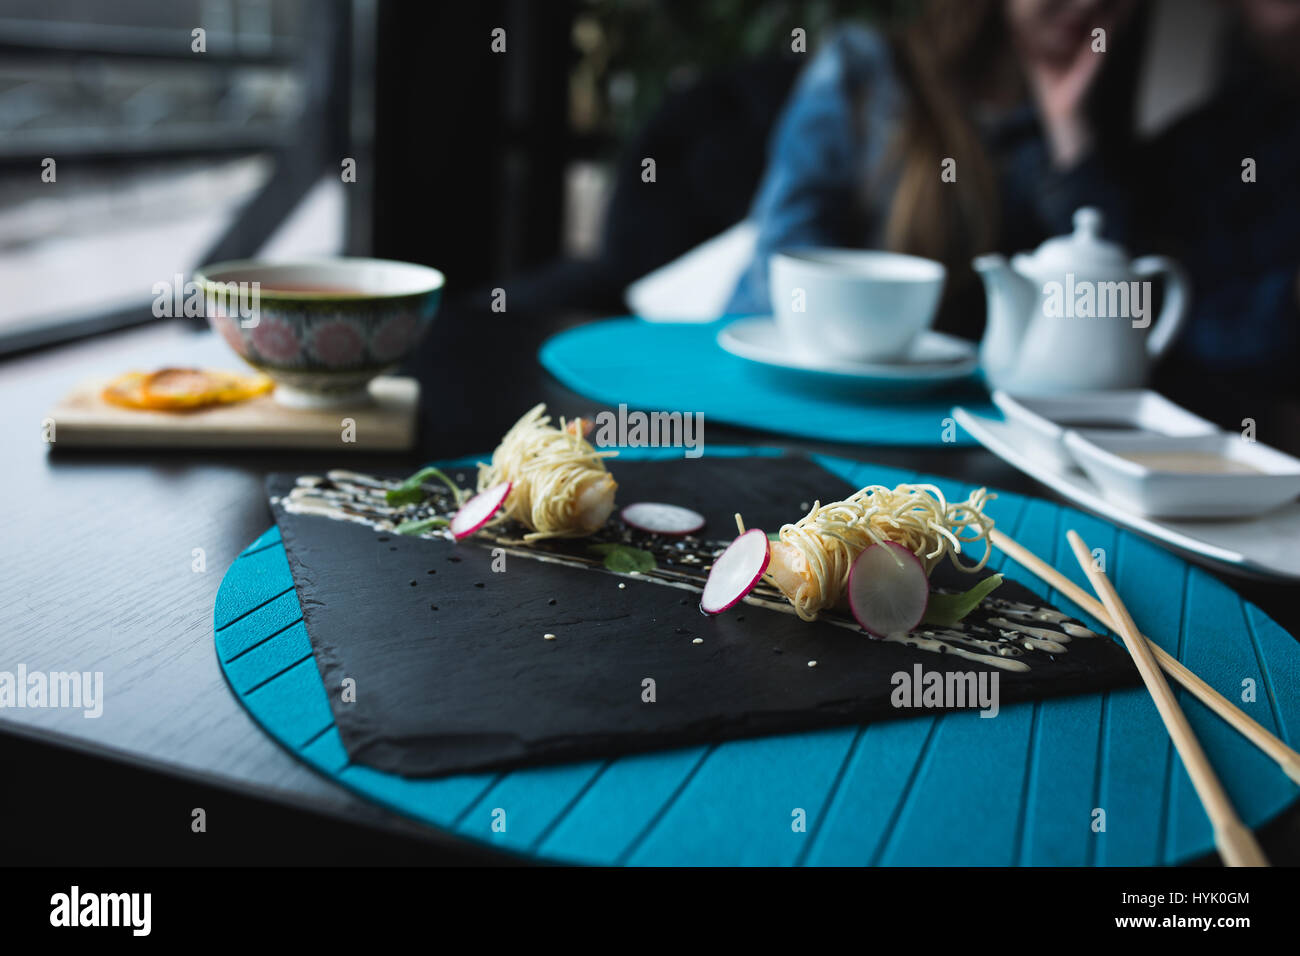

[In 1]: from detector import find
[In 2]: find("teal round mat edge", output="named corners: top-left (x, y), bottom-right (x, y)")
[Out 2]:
top-left (538, 318), bottom-right (996, 447)
top-left (214, 447), bottom-right (1300, 865)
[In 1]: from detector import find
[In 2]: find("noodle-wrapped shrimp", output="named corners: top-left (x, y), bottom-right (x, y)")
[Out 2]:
top-left (478, 404), bottom-right (618, 541)
top-left (756, 484), bottom-right (995, 621)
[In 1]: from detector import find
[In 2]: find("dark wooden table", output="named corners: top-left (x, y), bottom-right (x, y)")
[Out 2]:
top-left (3, 307), bottom-right (1298, 864)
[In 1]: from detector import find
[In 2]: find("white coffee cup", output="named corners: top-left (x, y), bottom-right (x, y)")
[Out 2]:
top-left (770, 249), bottom-right (946, 363)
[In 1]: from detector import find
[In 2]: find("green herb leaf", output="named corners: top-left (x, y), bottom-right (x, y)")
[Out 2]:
top-left (386, 466), bottom-right (465, 507)
top-left (922, 574), bottom-right (1004, 628)
top-left (588, 543), bottom-right (657, 573)
top-left (394, 516), bottom-right (450, 536)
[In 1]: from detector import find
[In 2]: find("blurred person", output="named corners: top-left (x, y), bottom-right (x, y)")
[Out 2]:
top-left (726, 0), bottom-right (1144, 337)
top-left (1141, 0), bottom-right (1300, 394)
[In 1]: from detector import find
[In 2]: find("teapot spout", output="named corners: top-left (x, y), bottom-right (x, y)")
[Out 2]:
top-left (973, 254), bottom-right (1037, 389)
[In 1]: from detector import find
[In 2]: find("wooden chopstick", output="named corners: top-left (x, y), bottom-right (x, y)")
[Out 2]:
top-left (1066, 530), bottom-right (1269, 867)
top-left (991, 529), bottom-right (1300, 786)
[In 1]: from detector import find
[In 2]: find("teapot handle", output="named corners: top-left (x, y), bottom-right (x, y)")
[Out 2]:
top-left (1132, 256), bottom-right (1190, 359)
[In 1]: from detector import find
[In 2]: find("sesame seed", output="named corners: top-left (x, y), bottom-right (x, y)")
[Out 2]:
top-left (692, 637), bottom-right (703, 645)
top-left (544, 633), bottom-right (556, 641)
top-left (807, 660), bottom-right (817, 668)
top-left (617, 582), bottom-right (626, 589)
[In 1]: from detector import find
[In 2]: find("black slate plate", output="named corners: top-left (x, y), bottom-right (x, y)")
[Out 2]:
top-left (269, 456), bottom-right (1139, 778)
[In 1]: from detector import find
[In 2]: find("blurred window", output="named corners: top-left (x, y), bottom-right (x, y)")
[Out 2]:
top-left (0, 0), bottom-right (358, 352)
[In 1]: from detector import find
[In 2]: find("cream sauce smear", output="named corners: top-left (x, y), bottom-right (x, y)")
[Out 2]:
top-left (274, 470), bottom-right (1098, 673)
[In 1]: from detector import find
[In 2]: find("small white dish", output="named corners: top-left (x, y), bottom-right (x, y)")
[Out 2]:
top-left (718, 316), bottom-right (977, 387)
top-left (952, 406), bottom-right (1300, 581)
top-left (991, 390), bottom-right (1219, 473)
top-left (1063, 431), bottom-right (1300, 519)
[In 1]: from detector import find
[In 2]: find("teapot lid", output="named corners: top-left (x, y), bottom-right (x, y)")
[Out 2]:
top-left (1019, 207), bottom-right (1129, 274)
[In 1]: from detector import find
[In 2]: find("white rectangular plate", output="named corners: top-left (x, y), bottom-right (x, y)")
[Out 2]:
top-left (954, 406), bottom-right (1300, 581)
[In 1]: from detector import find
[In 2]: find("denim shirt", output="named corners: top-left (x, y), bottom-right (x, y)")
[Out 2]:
top-left (725, 25), bottom-right (1133, 319)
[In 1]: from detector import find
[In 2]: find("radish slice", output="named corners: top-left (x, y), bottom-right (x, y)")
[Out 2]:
top-left (621, 502), bottom-right (705, 536)
top-left (450, 481), bottom-right (512, 540)
top-left (847, 542), bottom-right (929, 638)
top-left (700, 528), bottom-right (770, 614)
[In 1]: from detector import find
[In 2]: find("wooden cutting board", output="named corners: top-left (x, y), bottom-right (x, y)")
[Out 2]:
top-left (46, 375), bottom-right (420, 450)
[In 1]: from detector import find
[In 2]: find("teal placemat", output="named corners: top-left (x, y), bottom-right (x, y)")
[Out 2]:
top-left (215, 448), bottom-right (1300, 865)
top-left (539, 318), bottom-right (993, 446)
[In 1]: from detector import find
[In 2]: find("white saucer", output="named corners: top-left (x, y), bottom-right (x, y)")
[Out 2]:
top-left (717, 316), bottom-right (977, 386)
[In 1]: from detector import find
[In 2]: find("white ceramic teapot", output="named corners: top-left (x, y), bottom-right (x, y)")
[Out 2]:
top-left (973, 208), bottom-right (1188, 393)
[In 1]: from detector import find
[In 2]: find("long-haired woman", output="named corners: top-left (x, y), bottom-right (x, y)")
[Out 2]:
top-left (727, 0), bottom-right (1144, 338)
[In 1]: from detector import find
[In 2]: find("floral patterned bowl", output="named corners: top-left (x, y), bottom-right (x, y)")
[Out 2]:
top-left (194, 257), bottom-right (444, 407)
